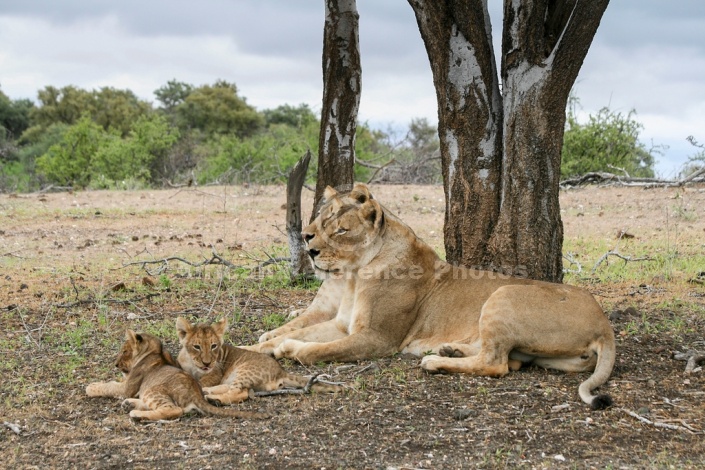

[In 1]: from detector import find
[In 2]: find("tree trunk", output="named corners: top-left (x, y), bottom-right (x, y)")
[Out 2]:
top-left (286, 150), bottom-right (314, 280)
top-left (312, 0), bottom-right (361, 218)
top-left (408, 0), bottom-right (610, 282)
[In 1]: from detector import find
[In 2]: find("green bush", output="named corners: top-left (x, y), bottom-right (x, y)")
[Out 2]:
top-left (561, 100), bottom-right (656, 178)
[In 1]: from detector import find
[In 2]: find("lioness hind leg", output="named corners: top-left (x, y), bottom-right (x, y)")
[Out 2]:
top-left (436, 342), bottom-right (480, 358)
top-left (421, 353), bottom-right (509, 377)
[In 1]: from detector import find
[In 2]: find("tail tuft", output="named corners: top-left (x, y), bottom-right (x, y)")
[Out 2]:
top-left (590, 394), bottom-right (613, 410)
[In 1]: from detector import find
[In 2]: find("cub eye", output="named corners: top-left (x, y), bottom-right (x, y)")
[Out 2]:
top-left (211, 344), bottom-right (218, 350)
top-left (335, 228), bottom-right (348, 235)
top-left (192, 345), bottom-right (201, 351)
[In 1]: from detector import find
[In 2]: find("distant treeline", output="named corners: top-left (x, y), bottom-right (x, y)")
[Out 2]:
top-left (0, 80), bottom-right (655, 192)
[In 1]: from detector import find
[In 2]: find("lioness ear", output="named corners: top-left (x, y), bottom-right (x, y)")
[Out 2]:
top-left (323, 186), bottom-right (338, 201)
top-left (350, 183), bottom-right (372, 204)
top-left (360, 199), bottom-right (384, 229)
top-left (175, 317), bottom-right (191, 342)
top-left (213, 317), bottom-right (228, 337)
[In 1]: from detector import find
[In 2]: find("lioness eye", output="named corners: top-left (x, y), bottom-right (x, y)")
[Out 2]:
top-left (193, 345), bottom-right (201, 351)
top-left (211, 344), bottom-right (218, 350)
top-left (336, 228), bottom-right (348, 235)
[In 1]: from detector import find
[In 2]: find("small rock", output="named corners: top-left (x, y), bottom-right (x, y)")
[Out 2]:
top-left (453, 408), bottom-right (475, 421)
top-left (111, 282), bottom-right (127, 292)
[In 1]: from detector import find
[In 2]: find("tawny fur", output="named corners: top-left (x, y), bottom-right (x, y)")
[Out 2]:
top-left (86, 330), bottom-right (268, 421)
top-left (248, 183), bottom-right (616, 409)
top-left (176, 317), bottom-right (341, 405)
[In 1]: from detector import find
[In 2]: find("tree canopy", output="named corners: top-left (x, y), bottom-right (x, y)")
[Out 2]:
top-left (0, 78), bottom-right (657, 194)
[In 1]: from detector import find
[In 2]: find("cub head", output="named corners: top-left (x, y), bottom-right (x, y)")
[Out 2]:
top-left (176, 316), bottom-right (227, 373)
top-left (302, 183), bottom-right (386, 274)
top-left (116, 330), bottom-right (162, 374)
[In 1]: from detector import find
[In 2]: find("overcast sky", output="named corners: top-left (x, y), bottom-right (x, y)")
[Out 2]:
top-left (1, 1), bottom-right (704, 177)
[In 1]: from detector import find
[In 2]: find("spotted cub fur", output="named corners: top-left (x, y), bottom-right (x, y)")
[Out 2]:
top-left (176, 317), bottom-right (342, 404)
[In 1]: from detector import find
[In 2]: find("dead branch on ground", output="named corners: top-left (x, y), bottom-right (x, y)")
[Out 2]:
top-left (591, 251), bottom-right (653, 274)
top-left (673, 350), bottom-right (705, 374)
top-left (118, 251), bottom-right (239, 276)
top-left (560, 168), bottom-right (705, 189)
top-left (621, 408), bottom-right (700, 434)
top-left (253, 374), bottom-right (333, 397)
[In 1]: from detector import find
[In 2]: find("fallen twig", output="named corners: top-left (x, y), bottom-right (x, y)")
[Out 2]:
top-left (591, 251), bottom-right (652, 274)
top-left (3, 421), bottom-right (22, 435)
top-left (563, 252), bottom-right (582, 274)
top-left (118, 252), bottom-right (240, 275)
top-left (54, 293), bottom-right (161, 309)
top-left (253, 374), bottom-right (322, 397)
top-left (621, 408), bottom-right (699, 434)
top-left (673, 350), bottom-right (705, 374)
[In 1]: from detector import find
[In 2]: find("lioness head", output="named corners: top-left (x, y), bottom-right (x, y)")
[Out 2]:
top-left (302, 183), bottom-right (385, 274)
top-left (116, 330), bottom-right (162, 374)
top-left (175, 316), bottom-right (227, 373)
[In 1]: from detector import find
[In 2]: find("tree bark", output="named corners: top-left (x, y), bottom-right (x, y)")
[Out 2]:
top-left (286, 150), bottom-right (314, 280)
top-left (312, 0), bottom-right (361, 217)
top-left (408, 0), bottom-right (610, 282)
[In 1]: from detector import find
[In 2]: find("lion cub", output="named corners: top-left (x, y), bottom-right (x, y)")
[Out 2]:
top-left (176, 317), bottom-right (342, 404)
top-left (86, 330), bottom-right (268, 421)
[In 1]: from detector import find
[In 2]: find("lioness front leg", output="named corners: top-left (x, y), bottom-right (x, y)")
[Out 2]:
top-left (274, 330), bottom-right (397, 364)
top-left (251, 319), bottom-right (348, 355)
top-left (255, 278), bottom-right (343, 344)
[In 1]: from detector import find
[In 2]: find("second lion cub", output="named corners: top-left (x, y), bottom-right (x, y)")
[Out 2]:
top-left (176, 317), bottom-right (342, 404)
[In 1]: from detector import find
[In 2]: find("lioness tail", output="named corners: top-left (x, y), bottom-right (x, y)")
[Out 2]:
top-left (578, 334), bottom-right (616, 410)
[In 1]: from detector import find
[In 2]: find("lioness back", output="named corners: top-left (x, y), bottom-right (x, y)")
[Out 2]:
top-left (176, 317), bottom-right (341, 404)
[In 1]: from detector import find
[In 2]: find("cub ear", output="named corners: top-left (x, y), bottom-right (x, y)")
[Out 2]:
top-left (175, 317), bottom-right (191, 342)
top-left (213, 317), bottom-right (228, 337)
top-left (125, 329), bottom-right (137, 342)
top-left (323, 185), bottom-right (338, 202)
top-left (350, 183), bottom-right (373, 204)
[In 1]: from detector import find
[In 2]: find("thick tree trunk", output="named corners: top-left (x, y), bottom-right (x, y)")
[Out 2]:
top-left (407, 0), bottom-right (503, 268)
top-left (408, 0), bottom-right (609, 282)
top-left (313, 0), bottom-right (361, 217)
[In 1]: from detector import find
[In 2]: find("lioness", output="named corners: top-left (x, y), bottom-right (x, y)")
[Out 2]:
top-left (249, 183), bottom-right (615, 409)
top-left (176, 316), bottom-right (342, 404)
top-left (86, 330), bottom-right (268, 421)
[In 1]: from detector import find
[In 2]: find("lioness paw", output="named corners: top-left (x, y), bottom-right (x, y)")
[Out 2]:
top-left (420, 354), bottom-right (442, 372)
top-left (439, 345), bottom-right (465, 358)
top-left (287, 308), bottom-right (304, 319)
top-left (273, 339), bottom-right (304, 360)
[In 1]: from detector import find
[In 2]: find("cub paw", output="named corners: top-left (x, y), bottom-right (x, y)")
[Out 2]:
top-left (205, 395), bottom-right (223, 406)
top-left (121, 399), bottom-right (137, 411)
top-left (85, 383), bottom-right (102, 397)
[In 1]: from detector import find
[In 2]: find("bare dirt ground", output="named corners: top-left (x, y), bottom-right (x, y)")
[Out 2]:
top-left (1, 184), bottom-right (704, 469)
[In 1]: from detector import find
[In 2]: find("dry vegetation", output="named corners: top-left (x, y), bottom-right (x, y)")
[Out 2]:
top-left (1, 184), bottom-right (704, 469)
